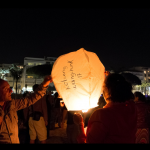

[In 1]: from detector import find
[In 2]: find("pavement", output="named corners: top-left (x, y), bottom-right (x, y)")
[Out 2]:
top-left (19, 120), bottom-right (69, 144)
top-left (46, 122), bottom-right (69, 144)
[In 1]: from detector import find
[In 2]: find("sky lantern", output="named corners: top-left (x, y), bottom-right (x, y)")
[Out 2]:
top-left (51, 48), bottom-right (105, 111)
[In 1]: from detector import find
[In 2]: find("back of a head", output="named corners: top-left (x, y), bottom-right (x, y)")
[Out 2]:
top-left (134, 91), bottom-right (146, 102)
top-left (54, 92), bottom-right (58, 98)
top-left (98, 95), bottom-right (106, 108)
top-left (104, 73), bottom-right (134, 103)
top-left (32, 84), bottom-right (39, 92)
top-left (23, 91), bottom-right (29, 97)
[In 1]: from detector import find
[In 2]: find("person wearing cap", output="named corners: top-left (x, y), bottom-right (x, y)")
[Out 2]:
top-left (0, 75), bottom-right (52, 144)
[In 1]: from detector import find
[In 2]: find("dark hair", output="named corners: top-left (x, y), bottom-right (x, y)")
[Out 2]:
top-left (98, 95), bottom-right (106, 108)
top-left (134, 91), bottom-right (146, 102)
top-left (54, 92), bottom-right (58, 98)
top-left (23, 91), bottom-right (29, 97)
top-left (104, 73), bottom-right (134, 103)
top-left (32, 84), bottom-right (39, 91)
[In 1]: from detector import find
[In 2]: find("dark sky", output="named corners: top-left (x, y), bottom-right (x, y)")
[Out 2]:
top-left (0, 8), bottom-right (150, 70)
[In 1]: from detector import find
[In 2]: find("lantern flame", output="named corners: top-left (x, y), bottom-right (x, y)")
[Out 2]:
top-left (82, 109), bottom-right (88, 113)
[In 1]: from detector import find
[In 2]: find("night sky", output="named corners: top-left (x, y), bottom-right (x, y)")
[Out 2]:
top-left (0, 8), bottom-right (150, 70)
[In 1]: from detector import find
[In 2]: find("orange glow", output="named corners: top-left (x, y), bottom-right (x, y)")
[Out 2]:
top-left (82, 109), bottom-right (89, 113)
top-left (51, 48), bottom-right (105, 111)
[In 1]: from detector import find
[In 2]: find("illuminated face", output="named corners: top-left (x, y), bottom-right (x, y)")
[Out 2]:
top-left (0, 81), bottom-right (12, 102)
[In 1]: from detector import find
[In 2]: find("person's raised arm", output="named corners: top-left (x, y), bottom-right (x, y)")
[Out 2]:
top-left (41, 75), bottom-right (53, 88)
top-left (104, 71), bottom-right (110, 76)
top-left (73, 113), bottom-right (86, 143)
top-left (14, 75), bottom-right (53, 111)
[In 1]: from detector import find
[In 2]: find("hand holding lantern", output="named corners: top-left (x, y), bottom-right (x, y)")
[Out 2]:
top-left (73, 113), bottom-right (84, 125)
top-left (104, 71), bottom-right (110, 76)
top-left (42, 75), bottom-right (53, 87)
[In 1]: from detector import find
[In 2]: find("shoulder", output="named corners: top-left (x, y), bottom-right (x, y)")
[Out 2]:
top-left (135, 101), bottom-right (147, 108)
top-left (6, 100), bottom-right (14, 106)
top-left (4, 100), bottom-right (15, 112)
top-left (89, 108), bottom-right (110, 123)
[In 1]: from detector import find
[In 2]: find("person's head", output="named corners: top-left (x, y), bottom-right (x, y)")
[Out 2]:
top-left (134, 91), bottom-right (146, 102)
top-left (32, 84), bottom-right (39, 92)
top-left (102, 73), bottom-right (134, 103)
top-left (54, 92), bottom-right (58, 98)
top-left (97, 94), bottom-right (106, 108)
top-left (0, 79), bottom-right (13, 102)
top-left (23, 91), bottom-right (29, 97)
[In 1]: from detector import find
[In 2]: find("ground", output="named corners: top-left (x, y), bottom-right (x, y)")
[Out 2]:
top-left (46, 123), bottom-right (69, 144)
top-left (18, 120), bottom-right (69, 144)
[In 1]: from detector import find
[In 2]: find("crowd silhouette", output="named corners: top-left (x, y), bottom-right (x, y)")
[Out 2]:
top-left (1, 72), bottom-right (150, 143)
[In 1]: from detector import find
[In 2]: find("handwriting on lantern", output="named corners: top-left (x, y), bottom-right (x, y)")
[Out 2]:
top-left (68, 60), bottom-right (76, 89)
top-left (61, 60), bottom-right (82, 90)
top-left (68, 60), bottom-right (82, 89)
top-left (61, 66), bottom-right (70, 90)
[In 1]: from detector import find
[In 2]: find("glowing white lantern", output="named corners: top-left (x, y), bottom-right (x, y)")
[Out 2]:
top-left (51, 48), bottom-right (105, 111)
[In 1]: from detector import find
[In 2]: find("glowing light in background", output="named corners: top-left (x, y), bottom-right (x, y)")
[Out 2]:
top-left (51, 48), bottom-right (105, 111)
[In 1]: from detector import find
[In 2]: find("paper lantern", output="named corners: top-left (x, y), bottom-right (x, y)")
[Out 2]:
top-left (51, 48), bottom-right (105, 111)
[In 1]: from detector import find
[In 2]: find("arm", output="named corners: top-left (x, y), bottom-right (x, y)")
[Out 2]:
top-left (14, 75), bottom-right (52, 111)
top-left (73, 109), bottom-right (109, 143)
top-left (77, 122), bottom-right (87, 143)
top-left (60, 101), bottom-right (65, 107)
top-left (73, 113), bottom-right (86, 143)
top-left (76, 119), bottom-right (108, 144)
top-left (104, 71), bottom-right (110, 76)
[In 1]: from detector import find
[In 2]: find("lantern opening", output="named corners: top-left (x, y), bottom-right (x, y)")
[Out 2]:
top-left (82, 109), bottom-right (88, 113)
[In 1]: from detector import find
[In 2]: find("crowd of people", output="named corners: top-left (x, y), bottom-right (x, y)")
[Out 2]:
top-left (1, 72), bottom-right (150, 143)
top-left (73, 72), bottom-right (150, 143)
top-left (0, 75), bottom-right (51, 143)
top-left (18, 86), bottom-right (67, 143)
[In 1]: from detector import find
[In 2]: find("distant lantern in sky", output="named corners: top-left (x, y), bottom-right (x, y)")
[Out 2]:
top-left (51, 48), bottom-right (105, 111)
